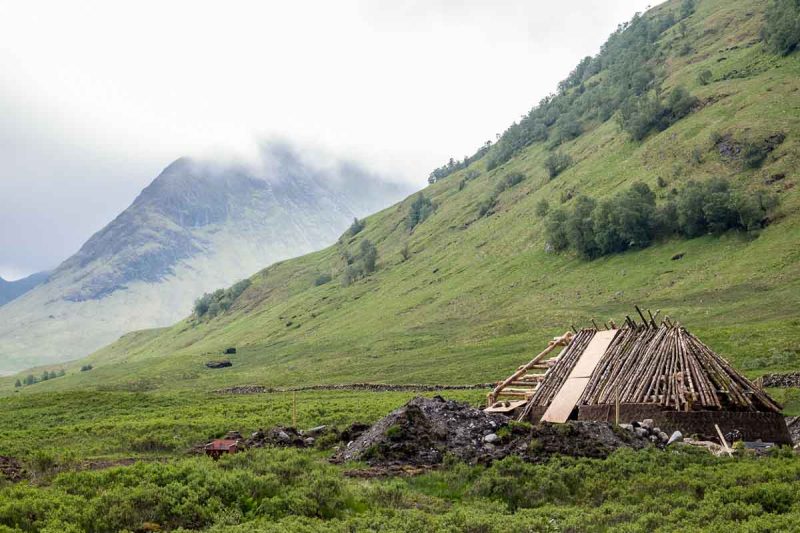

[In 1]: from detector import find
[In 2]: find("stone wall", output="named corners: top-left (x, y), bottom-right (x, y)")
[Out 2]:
top-left (575, 404), bottom-right (791, 445)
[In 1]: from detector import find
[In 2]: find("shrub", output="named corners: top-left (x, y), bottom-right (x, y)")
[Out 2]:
top-left (344, 218), bottom-right (365, 238)
top-left (477, 196), bottom-right (497, 218)
top-left (194, 279), bottom-right (251, 319)
top-left (400, 243), bottom-right (410, 261)
top-left (762, 0), bottom-right (800, 56)
top-left (406, 193), bottom-right (434, 231)
top-left (535, 199), bottom-right (550, 217)
top-left (313, 274), bottom-right (332, 286)
top-left (340, 239), bottom-right (379, 286)
top-left (14, 379), bottom-right (21, 388)
top-left (697, 69), bottom-right (713, 85)
top-left (544, 152), bottom-right (573, 179)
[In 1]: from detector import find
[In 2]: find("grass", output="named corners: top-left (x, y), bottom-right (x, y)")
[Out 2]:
top-left (1, 2), bottom-right (800, 529)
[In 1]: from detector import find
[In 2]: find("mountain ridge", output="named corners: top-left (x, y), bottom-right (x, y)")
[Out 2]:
top-left (6, 0), bottom-right (800, 399)
top-left (0, 143), bottom-right (410, 372)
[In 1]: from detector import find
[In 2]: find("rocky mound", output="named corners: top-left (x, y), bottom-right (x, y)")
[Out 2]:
top-left (334, 396), bottom-right (649, 466)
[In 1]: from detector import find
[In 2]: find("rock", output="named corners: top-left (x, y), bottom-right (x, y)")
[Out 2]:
top-left (667, 431), bottom-right (683, 445)
top-left (205, 360), bottom-right (232, 369)
top-left (658, 431), bottom-right (669, 443)
top-left (641, 419), bottom-right (655, 430)
top-left (619, 423), bottom-right (634, 432)
top-left (653, 427), bottom-right (661, 435)
top-left (483, 433), bottom-right (499, 444)
top-left (671, 252), bottom-right (685, 261)
top-left (276, 431), bottom-right (291, 443)
top-left (634, 427), bottom-right (649, 438)
top-left (304, 437), bottom-right (315, 446)
top-left (224, 347), bottom-right (237, 354)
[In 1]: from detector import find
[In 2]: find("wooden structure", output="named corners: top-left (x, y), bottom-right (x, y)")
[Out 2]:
top-left (485, 331), bottom-right (572, 414)
top-left (488, 309), bottom-right (790, 444)
top-left (205, 439), bottom-right (240, 460)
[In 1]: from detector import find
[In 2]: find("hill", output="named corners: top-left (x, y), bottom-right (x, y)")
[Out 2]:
top-left (0, 270), bottom-right (49, 307)
top-left (0, 143), bottom-right (409, 373)
top-left (9, 0), bottom-right (800, 396)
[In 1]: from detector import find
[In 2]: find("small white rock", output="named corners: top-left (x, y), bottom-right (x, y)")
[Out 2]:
top-left (483, 433), bottom-right (499, 443)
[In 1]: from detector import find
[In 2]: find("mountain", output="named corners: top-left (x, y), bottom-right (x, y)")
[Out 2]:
top-left (0, 143), bottom-right (410, 373)
top-left (0, 271), bottom-right (49, 307)
top-left (8, 0), bottom-right (800, 393)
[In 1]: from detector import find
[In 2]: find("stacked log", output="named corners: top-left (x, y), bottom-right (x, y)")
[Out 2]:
top-left (527, 323), bottom-right (781, 414)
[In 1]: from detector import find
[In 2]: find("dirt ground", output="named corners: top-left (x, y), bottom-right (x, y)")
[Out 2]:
top-left (333, 396), bottom-right (649, 467)
top-left (0, 456), bottom-right (25, 482)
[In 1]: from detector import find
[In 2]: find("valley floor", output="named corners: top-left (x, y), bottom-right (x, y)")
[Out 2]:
top-left (1, 389), bottom-right (799, 532)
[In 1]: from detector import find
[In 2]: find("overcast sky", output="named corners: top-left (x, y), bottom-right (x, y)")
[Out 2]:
top-left (0, 0), bottom-right (659, 280)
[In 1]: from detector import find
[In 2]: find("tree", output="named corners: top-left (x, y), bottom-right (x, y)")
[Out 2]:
top-left (345, 218), bottom-right (365, 237)
top-left (14, 379), bottom-right (21, 388)
top-left (544, 152), bottom-right (573, 179)
top-left (762, 0), bottom-right (800, 56)
top-left (544, 208), bottom-right (570, 252)
top-left (406, 193), bottom-right (434, 231)
top-left (680, 0), bottom-right (696, 19)
top-left (23, 374), bottom-right (36, 386)
top-left (360, 240), bottom-right (377, 274)
top-left (566, 196), bottom-right (599, 258)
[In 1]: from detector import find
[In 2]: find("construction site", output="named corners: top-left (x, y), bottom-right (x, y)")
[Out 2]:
top-left (485, 307), bottom-right (791, 446)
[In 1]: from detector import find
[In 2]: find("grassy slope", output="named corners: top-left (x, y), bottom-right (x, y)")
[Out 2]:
top-left (6, 0), bottom-right (800, 397)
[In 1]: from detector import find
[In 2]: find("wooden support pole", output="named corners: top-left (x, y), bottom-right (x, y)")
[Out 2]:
top-left (715, 423), bottom-right (733, 457)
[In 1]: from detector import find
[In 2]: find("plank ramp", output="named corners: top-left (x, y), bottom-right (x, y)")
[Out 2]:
top-left (541, 329), bottom-right (618, 423)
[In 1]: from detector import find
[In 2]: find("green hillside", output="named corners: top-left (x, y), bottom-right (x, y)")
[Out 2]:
top-left (7, 0), bottom-right (800, 396)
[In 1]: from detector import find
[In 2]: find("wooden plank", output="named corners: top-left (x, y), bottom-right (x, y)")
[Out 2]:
top-left (541, 330), bottom-right (618, 423)
top-left (571, 329), bottom-right (618, 378)
top-left (541, 378), bottom-right (590, 422)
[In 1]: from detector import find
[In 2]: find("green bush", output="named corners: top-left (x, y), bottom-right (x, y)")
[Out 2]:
top-left (762, 0), bottom-right (800, 56)
top-left (544, 152), bottom-right (573, 179)
top-left (194, 279), bottom-right (251, 319)
top-left (697, 69), bottom-right (713, 85)
top-left (406, 193), bottom-right (434, 231)
top-left (313, 273), bottom-right (332, 286)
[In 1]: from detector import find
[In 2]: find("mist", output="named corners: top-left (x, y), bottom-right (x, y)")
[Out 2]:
top-left (0, 0), bottom-right (660, 279)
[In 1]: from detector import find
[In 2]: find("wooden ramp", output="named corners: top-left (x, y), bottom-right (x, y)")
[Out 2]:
top-left (541, 329), bottom-right (618, 423)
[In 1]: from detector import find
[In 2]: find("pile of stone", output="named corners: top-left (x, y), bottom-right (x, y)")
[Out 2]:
top-left (334, 396), bottom-right (651, 467)
top-left (245, 425), bottom-right (329, 448)
top-left (761, 372), bottom-right (800, 388)
top-left (618, 419), bottom-right (683, 447)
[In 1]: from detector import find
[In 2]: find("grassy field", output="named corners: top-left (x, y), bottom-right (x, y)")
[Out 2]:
top-left (2, 1), bottom-right (800, 531)
top-left (1, 389), bottom-right (799, 532)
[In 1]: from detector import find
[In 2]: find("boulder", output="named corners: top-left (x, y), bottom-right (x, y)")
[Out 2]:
top-left (205, 360), bottom-right (232, 369)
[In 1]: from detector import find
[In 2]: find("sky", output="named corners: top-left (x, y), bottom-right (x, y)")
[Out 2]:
top-left (0, 0), bottom-right (660, 280)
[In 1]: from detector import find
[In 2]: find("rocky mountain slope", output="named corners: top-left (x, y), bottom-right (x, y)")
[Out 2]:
top-left (0, 271), bottom-right (49, 307)
top-left (7, 0), bottom-right (800, 397)
top-left (0, 143), bottom-right (409, 372)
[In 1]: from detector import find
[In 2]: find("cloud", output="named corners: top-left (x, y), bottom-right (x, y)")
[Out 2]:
top-left (0, 0), bottom-right (660, 277)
